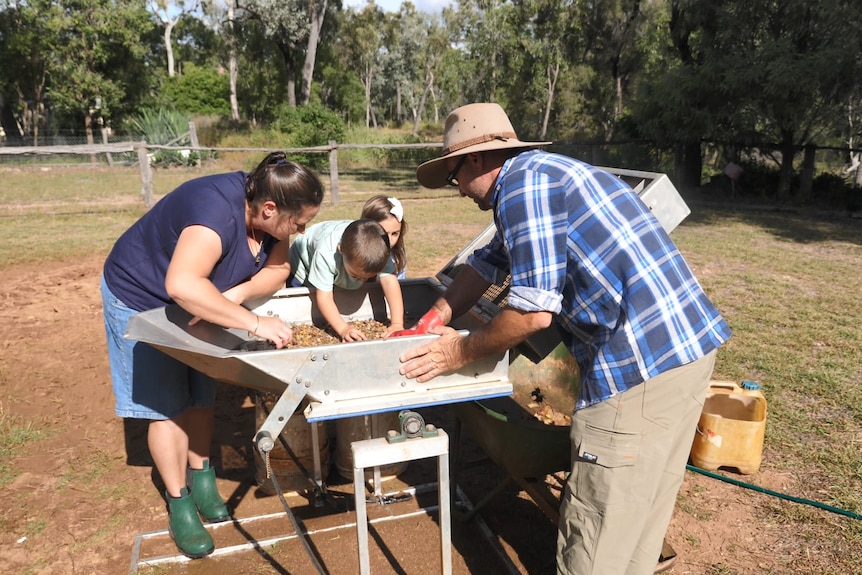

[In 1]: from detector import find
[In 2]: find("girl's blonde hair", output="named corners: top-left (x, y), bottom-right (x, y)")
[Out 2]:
top-left (361, 195), bottom-right (407, 274)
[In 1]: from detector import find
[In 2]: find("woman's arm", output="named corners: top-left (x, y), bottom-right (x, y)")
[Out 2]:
top-left (165, 225), bottom-right (294, 347)
top-left (221, 238), bottom-right (292, 305)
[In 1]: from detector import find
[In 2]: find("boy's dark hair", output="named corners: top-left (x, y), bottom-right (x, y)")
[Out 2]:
top-left (340, 219), bottom-right (391, 275)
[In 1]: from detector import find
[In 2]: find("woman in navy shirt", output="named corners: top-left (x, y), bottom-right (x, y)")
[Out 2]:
top-left (102, 151), bottom-right (323, 558)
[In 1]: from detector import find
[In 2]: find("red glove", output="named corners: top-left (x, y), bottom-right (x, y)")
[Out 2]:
top-left (389, 309), bottom-right (444, 337)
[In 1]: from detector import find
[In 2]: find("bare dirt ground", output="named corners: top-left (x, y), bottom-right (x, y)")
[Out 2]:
top-left (0, 254), bottom-right (851, 574)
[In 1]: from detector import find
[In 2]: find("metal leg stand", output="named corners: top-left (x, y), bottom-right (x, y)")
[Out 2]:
top-left (351, 429), bottom-right (451, 575)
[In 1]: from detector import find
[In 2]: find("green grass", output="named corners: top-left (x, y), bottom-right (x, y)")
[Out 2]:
top-left (2, 163), bottom-right (862, 571)
top-left (0, 403), bottom-right (46, 485)
top-left (0, 163), bottom-right (487, 272)
top-left (673, 209), bottom-right (862, 526)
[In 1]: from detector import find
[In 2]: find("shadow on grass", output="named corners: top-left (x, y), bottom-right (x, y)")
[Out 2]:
top-left (683, 203), bottom-right (862, 246)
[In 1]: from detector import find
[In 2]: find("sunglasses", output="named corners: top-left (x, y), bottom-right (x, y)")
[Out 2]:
top-left (446, 155), bottom-right (467, 187)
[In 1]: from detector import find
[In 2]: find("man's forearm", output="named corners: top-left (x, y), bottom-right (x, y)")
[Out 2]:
top-left (460, 308), bottom-right (553, 363)
top-left (440, 265), bottom-right (492, 320)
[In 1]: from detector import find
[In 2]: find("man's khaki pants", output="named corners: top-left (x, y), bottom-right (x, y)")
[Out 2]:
top-left (557, 351), bottom-right (717, 575)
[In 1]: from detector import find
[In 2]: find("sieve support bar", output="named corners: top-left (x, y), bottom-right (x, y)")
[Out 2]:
top-left (254, 387), bottom-right (307, 455)
top-left (254, 351), bottom-right (330, 455)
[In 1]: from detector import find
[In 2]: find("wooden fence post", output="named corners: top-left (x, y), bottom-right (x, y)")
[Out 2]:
top-left (136, 140), bottom-right (153, 209)
top-left (329, 140), bottom-right (339, 205)
top-left (101, 127), bottom-right (113, 167)
top-left (189, 121), bottom-right (201, 167)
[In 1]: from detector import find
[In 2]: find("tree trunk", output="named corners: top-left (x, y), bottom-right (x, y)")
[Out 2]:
top-left (673, 141), bottom-right (702, 192)
top-left (777, 130), bottom-right (796, 201)
top-left (85, 113), bottom-right (97, 164)
top-left (540, 61), bottom-right (559, 141)
top-left (276, 40), bottom-right (298, 107)
top-left (396, 83), bottom-right (402, 127)
top-left (413, 69), bottom-right (432, 136)
top-left (798, 144), bottom-right (815, 203)
top-left (300, 0), bottom-right (327, 106)
top-left (363, 61), bottom-right (373, 128)
top-left (228, 4), bottom-right (239, 121)
top-left (165, 18), bottom-right (178, 78)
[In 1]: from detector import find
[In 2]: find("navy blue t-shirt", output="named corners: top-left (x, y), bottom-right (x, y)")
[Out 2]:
top-left (103, 171), bottom-right (273, 311)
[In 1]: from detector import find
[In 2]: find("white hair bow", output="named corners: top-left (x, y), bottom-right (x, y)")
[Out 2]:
top-left (388, 197), bottom-right (404, 222)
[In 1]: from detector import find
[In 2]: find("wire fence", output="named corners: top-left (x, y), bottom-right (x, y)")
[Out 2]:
top-left (1, 134), bottom-right (858, 212)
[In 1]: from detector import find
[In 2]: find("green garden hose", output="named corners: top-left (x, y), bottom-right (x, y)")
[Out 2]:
top-left (686, 464), bottom-right (862, 521)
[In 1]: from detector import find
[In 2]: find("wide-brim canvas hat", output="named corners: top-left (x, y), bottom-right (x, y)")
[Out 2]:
top-left (416, 103), bottom-right (552, 189)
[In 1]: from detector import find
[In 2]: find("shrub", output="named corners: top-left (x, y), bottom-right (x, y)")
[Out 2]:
top-left (271, 103), bottom-right (346, 168)
top-left (811, 172), bottom-right (850, 206)
top-left (159, 63), bottom-right (230, 116)
top-left (125, 107), bottom-right (197, 167)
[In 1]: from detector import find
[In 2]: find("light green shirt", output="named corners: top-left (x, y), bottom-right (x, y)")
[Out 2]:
top-left (289, 220), bottom-right (394, 291)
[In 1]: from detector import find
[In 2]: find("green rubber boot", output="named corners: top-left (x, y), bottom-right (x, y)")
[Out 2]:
top-left (188, 459), bottom-right (230, 523)
top-left (167, 487), bottom-right (214, 559)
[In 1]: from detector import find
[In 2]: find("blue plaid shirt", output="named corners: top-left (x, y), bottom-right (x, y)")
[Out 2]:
top-left (467, 151), bottom-right (731, 409)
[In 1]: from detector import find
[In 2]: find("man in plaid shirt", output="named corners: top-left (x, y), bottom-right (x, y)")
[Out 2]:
top-left (396, 103), bottom-right (731, 575)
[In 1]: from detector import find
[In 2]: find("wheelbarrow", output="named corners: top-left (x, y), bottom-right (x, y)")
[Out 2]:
top-left (449, 342), bottom-right (576, 523)
top-left (448, 343), bottom-right (678, 574)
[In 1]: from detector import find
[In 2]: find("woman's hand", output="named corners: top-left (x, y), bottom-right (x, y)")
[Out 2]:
top-left (254, 315), bottom-right (295, 349)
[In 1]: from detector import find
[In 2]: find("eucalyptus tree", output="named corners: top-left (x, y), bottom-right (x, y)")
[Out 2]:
top-left (723, 0), bottom-right (861, 200)
top-left (42, 0), bottom-right (153, 142)
top-left (410, 16), bottom-right (450, 132)
top-left (635, 0), bottom-right (862, 197)
top-left (238, 0), bottom-right (332, 107)
top-left (227, 2), bottom-right (239, 120)
top-left (185, 0), bottom-right (240, 120)
top-left (0, 0), bottom-right (59, 143)
top-left (313, 7), bottom-right (366, 125)
top-left (148, 0), bottom-right (200, 78)
top-left (575, 0), bottom-right (652, 141)
top-left (384, 2), bottom-right (445, 130)
top-left (341, 3), bottom-right (386, 127)
top-left (381, 6), bottom-right (412, 126)
top-left (508, 0), bottom-right (582, 141)
top-left (173, 10), bottom-right (223, 70)
top-left (454, 0), bottom-right (518, 103)
top-left (629, 0), bottom-right (719, 188)
top-left (433, 4), bottom-right (472, 113)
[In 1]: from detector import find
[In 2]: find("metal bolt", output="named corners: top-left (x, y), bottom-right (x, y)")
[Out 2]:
top-left (295, 376), bottom-right (303, 384)
top-left (324, 390), bottom-right (330, 396)
top-left (310, 354), bottom-right (317, 361)
top-left (323, 353), bottom-right (330, 360)
top-left (305, 380), bottom-right (311, 387)
top-left (401, 381), bottom-right (407, 387)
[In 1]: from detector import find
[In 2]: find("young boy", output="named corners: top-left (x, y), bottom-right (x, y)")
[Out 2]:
top-left (289, 219), bottom-right (405, 341)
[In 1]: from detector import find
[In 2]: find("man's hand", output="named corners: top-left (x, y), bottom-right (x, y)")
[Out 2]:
top-left (389, 309), bottom-right (444, 337)
top-left (397, 327), bottom-right (461, 382)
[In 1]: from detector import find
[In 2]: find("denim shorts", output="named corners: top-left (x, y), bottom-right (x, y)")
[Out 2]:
top-left (101, 275), bottom-right (218, 420)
